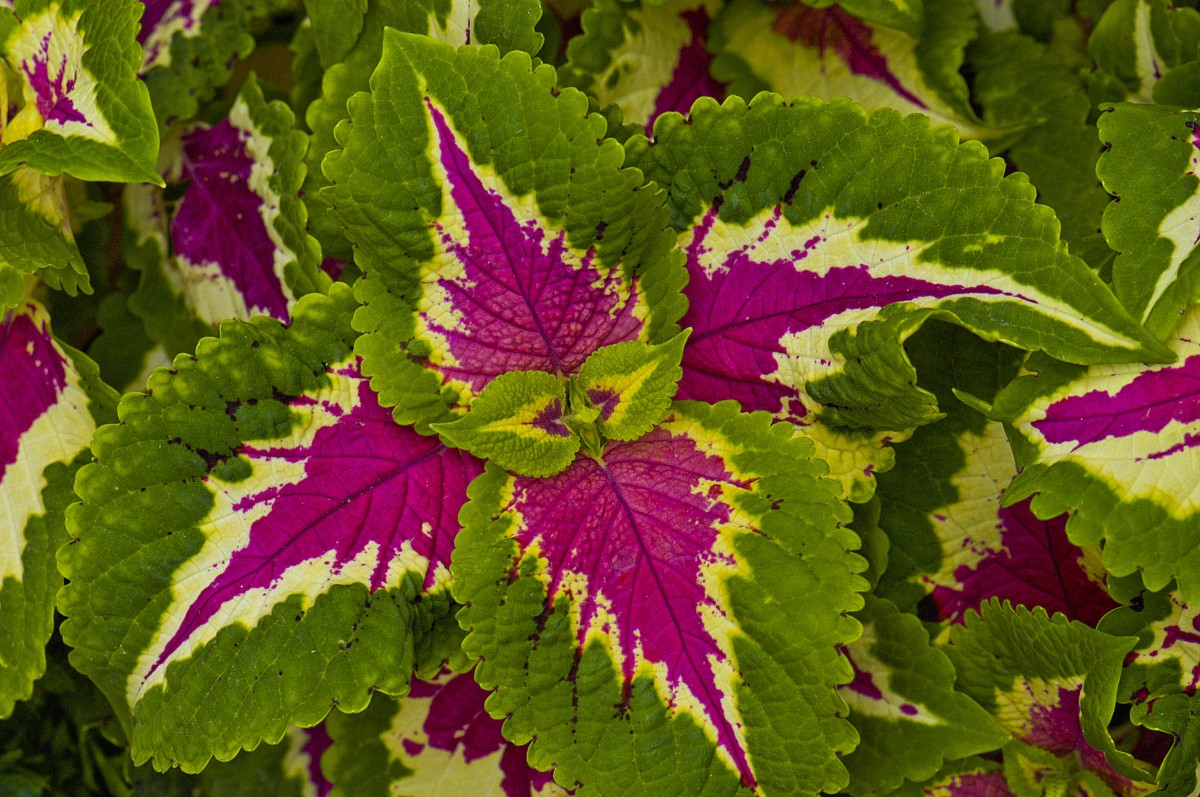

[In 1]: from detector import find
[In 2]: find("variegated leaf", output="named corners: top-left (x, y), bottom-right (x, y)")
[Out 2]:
top-left (327, 34), bottom-right (686, 432)
top-left (574, 330), bottom-right (688, 441)
top-left (302, 0), bottom-right (543, 261)
top-left (0, 166), bottom-right (85, 309)
top-left (624, 93), bottom-right (1170, 443)
top-left (946, 602), bottom-right (1153, 793)
top-left (0, 0), bottom-right (159, 184)
top-left (432, 370), bottom-right (578, 478)
top-left (1099, 102), bottom-right (1200, 340)
top-left (453, 400), bottom-right (868, 795)
top-left (169, 75), bottom-right (326, 326)
top-left (560, 0), bottom-right (724, 133)
top-left (837, 596), bottom-right (1009, 795)
top-left (1101, 578), bottom-right (1200, 703)
top-left (1, 299), bottom-right (111, 717)
top-left (57, 285), bottom-right (486, 771)
top-left (708, 0), bottom-right (998, 140)
top-left (198, 723), bottom-right (334, 797)
top-left (325, 671), bottom-right (571, 797)
top-left (1088, 0), bottom-right (1200, 104)
top-left (995, 305), bottom-right (1200, 604)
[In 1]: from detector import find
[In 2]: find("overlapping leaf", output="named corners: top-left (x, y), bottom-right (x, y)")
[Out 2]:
top-left (1099, 102), bottom-right (1200, 340)
top-left (868, 326), bottom-right (1118, 633)
top-left (1088, 0), bottom-right (1200, 104)
top-left (946, 602), bottom-right (1153, 794)
top-left (837, 596), bottom-right (1008, 795)
top-left (168, 75), bottom-right (326, 325)
top-left (303, 0), bottom-right (543, 261)
top-left (327, 35), bottom-right (685, 432)
top-left (198, 724), bottom-right (334, 797)
top-left (325, 671), bottom-right (571, 797)
top-left (708, 0), bottom-right (997, 140)
top-left (624, 92), bottom-right (1170, 438)
top-left (1101, 577), bottom-right (1200, 703)
top-left (994, 305), bottom-right (1200, 603)
top-left (0, 167), bottom-right (85, 309)
top-left (58, 285), bottom-right (486, 771)
top-left (1, 299), bottom-right (111, 717)
top-left (453, 400), bottom-right (868, 795)
top-left (574, 330), bottom-right (688, 441)
top-left (559, 0), bottom-right (724, 133)
top-left (0, 0), bottom-right (159, 184)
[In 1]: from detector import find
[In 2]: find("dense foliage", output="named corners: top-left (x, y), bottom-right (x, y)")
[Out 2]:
top-left (3, 0), bottom-right (1200, 794)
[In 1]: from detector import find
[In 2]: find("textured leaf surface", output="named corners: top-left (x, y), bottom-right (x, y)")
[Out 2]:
top-left (0, 0), bottom-right (159, 184)
top-left (837, 597), bottom-right (1008, 795)
top-left (170, 75), bottom-right (326, 326)
top-left (198, 724), bottom-right (333, 797)
top-left (708, 0), bottom-right (993, 139)
top-left (891, 758), bottom-right (1011, 797)
top-left (0, 299), bottom-right (102, 717)
top-left (454, 400), bottom-right (867, 795)
top-left (625, 92), bottom-right (1169, 436)
top-left (560, 0), bottom-right (724, 133)
top-left (328, 35), bottom-right (684, 432)
top-left (574, 330), bottom-right (688, 441)
top-left (1101, 579), bottom-right (1200, 703)
top-left (1099, 102), bottom-right (1200, 340)
top-left (946, 602), bottom-right (1152, 792)
top-left (995, 305), bottom-right (1200, 603)
top-left (325, 671), bottom-right (570, 797)
top-left (302, 0), bottom-right (543, 261)
top-left (58, 285), bottom-right (485, 771)
top-left (1130, 693), bottom-right (1200, 797)
top-left (432, 370), bottom-right (578, 477)
top-left (0, 168), bottom-right (85, 309)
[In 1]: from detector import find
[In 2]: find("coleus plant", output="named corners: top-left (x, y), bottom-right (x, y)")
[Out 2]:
top-left (5, 0), bottom-right (1200, 795)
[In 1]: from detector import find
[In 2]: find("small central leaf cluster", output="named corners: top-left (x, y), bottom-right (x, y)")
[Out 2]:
top-left (432, 330), bottom-right (689, 475)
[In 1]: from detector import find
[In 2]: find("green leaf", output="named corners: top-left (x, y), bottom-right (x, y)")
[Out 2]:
top-left (453, 400), bottom-right (868, 795)
top-left (945, 601), bottom-right (1153, 789)
top-left (1100, 578), bottom-right (1200, 703)
top-left (302, 0), bottom-right (367, 68)
top-left (0, 169), bottom-right (86, 310)
top-left (303, 0), bottom-right (543, 261)
top-left (838, 596), bottom-right (1009, 796)
top-left (0, 0), bottom-right (160, 185)
top-left (993, 305), bottom-right (1200, 604)
top-left (574, 330), bottom-right (689, 441)
top-left (1098, 102), bottom-right (1200, 340)
top-left (432, 370), bottom-right (579, 478)
top-left (1131, 693), bottom-right (1200, 797)
top-left (327, 33), bottom-right (685, 433)
top-left (198, 724), bottom-right (331, 797)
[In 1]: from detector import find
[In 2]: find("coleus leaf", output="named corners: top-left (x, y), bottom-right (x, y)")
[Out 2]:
top-left (57, 285), bottom-right (486, 771)
top-left (198, 724), bottom-right (334, 797)
top-left (708, 0), bottom-right (997, 140)
top-left (804, 0), bottom-right (924, 37)
top-left (453, 400), bottom-right (868, 795)
top-left (0, 0), bottom-right (160, 184)
top-left (945, 601), bottom-right (1153, 792)
top-left (837, 596), bottom-right (1009, 796)
top-left (1100, 578), bottom-right (1200, 703)
top-left (574, 329), bottom-right (688, 441)
top-left (303, 0), bottom-right (543, 262)
top-left (137, 0), bottom-right (264, 133)
top-left (168, 74), bottom-right (327, 326)
top-left (1098, 102), bottom-right (1200, 341)
top-left (0, 167), bottom-right (85, 310)
top-left (1, 299), bottom-right (111, 718)
top-left (327, 34), bottom-right (685, 432)
top-left (624, 93), bottom-right (1171, 434)
top-left (559, 0), bottom-right (724, 133)
top-left (432, 370), bottom-right (578, 478)
top-left (325, 671), bottom-right (572, 797)
top-left (890, 757), bottom-right (1011, 797)
top-left (1128, 693), bottom-right (1200, 797)
top-left (1088, 0), bottom-right (1200, 104)
top-left (993, 305), bottom-right (1200, 604)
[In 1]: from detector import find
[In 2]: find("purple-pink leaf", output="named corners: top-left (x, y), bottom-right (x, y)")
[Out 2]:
top-left (415, 99), bottom-right (645, 400)
top-left (130, 358), bottom-right (484, 703)
top-left (136, 0), bottom-right (216, 72)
